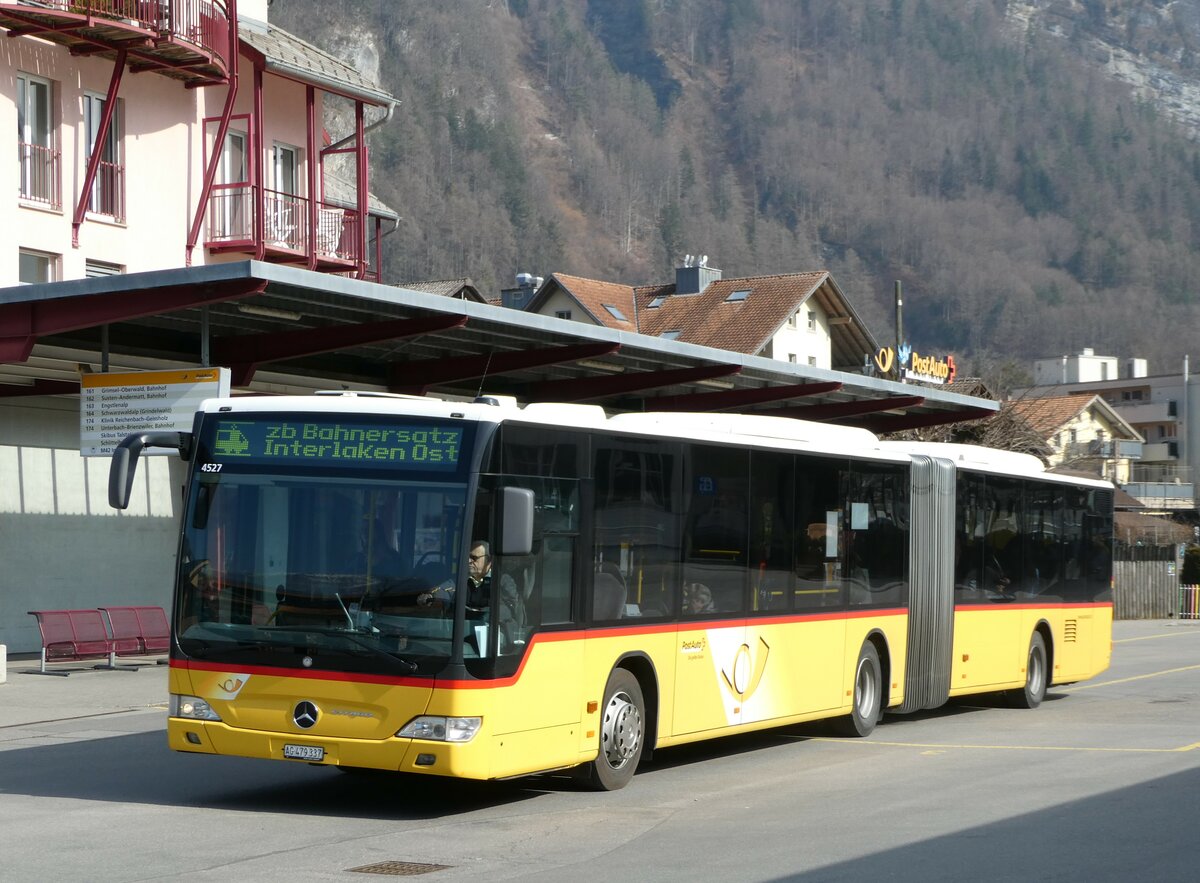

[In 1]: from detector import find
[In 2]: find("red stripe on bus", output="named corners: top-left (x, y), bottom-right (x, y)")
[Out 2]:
top-left (174, 602), bottom-right (1104, 689)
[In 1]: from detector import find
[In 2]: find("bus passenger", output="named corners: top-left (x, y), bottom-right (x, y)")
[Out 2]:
top-left (684, 582), bottom-right (715, 614)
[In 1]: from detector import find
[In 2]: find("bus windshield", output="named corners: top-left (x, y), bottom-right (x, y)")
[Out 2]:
top-left (175, 413), bottom-right (477, 676)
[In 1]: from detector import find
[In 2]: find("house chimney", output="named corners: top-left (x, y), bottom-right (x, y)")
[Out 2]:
top-left (675, 253), bottom-right (721, 295)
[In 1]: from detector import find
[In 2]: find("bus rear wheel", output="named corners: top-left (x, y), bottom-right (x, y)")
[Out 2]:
top-left (834, 642), bottom-right (882, 737)
top-left (1010, 631), bottom-right (1048, 709)
top-left (582, 668), bottom-right (645, 791)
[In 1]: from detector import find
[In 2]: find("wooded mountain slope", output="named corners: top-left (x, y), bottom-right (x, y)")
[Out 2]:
top-left (272, 0), bottom-right (1200, 382)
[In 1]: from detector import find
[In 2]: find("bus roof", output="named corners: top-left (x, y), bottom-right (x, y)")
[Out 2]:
top-left (196, 393), bottom-right (1113, 487)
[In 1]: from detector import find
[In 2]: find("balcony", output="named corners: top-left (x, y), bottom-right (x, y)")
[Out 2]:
top-left (0, 1), bottom-right (232, 85)
top-left (88, 158), bottom-right (125, 221)
top-left (1122, 481), bottom-right (1196, 510)
top-left (206, 183), bottom-right (362, 271)
top-left (1063, 439), bottom-right (1143, 460)
top-left (18, 141), bottom-right (60, 210)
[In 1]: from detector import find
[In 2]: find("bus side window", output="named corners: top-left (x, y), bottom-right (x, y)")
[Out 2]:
top-left (684, 443), bottom-right (748, 614)
top-left (593, 441), bottom-right (683, 623)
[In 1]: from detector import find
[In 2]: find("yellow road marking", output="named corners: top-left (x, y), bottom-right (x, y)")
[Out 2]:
top-left (1071, 663), bottom-right (1200, 690)
top-left (811, 738), bottom-right (1200, 754)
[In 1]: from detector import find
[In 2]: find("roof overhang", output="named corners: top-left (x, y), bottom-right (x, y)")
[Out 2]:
top-left (0, 263), bottom-right (998, 429)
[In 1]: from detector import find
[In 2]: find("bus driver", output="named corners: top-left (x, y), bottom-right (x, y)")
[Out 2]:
top-left (417, 541), bottom-right (525, 643)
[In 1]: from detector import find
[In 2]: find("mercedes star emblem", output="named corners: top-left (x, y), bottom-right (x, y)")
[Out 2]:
top-left (293, 700), bottom-right (319, 729)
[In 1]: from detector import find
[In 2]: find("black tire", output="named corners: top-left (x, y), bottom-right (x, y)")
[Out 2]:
top-left (582, 668), bottom-right (645, 791)
top-left (834, 642), bottom-right (882, 737)
top-left (1010, 631), bottom-right (1048, 709)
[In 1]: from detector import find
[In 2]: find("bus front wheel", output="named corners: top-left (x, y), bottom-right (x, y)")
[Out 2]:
top-left (835, 642), bottom-right (882, 737)
top-left (1010, 631), bottom-right (1048, 709)
top-left (582, 668), bottom-right (645, 791)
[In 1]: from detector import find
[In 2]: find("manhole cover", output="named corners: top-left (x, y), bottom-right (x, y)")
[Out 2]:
top-left (346, 861), bottom-right (451, 876)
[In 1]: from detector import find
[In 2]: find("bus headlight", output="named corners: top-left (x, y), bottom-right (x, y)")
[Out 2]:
top-left (397, 716), bottom-right (482, 743)
top-left (169, 693), bottom-right (222, 721)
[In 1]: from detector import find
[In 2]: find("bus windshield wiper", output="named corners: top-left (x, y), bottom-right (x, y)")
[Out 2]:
top-left (259, 625), bottom-right (418, 672)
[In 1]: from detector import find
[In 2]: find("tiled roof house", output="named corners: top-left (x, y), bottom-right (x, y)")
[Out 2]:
top-left (1005, 394), bottom-right (1142, 484)
top-left (526, 262), bottom-right (879, 371)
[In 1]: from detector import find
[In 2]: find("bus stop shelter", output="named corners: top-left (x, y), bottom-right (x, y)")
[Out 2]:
top-left (0, 261), bottom-right (997, 432)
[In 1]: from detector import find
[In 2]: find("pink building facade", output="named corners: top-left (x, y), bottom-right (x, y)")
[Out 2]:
top-left (1, 0), bottom-right (395, 286)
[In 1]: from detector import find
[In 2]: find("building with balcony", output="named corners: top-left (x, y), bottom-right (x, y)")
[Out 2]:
top-left (0, 0), bottom-right (399, 654)
top-left (1018, 349), bottom-right (1198, 515)
top-left (1, 0), bottom-right (397, 285)
top-left (1005, 394), bottom-right (1142, 485)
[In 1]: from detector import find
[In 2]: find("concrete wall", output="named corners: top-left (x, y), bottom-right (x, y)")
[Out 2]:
top-left (0, 396), bottom-right (183, 653)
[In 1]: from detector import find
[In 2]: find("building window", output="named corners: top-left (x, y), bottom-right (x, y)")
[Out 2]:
top-left (725, 289), bottom-right (750, 302)
top-left (555, 309), bottom-right (572, 320)
top-left (1168, 400), bottom-right (1178, 417)
top-left (602, 303), bottom-right (628, 321)
top-left (19, 249), bottom-right (58, 284)
top-left (267, 143), bottom-right (301, 247)
top-left (273, 143), bottom-right (298, 195)
top-left (84, 92), bottom-right (124, 220)
top-left (213, 130), bottom-right (249, 241)
top-left (807, 356), bottom-right (817, 366)
top-left (807, 309), bottom-right (817, 331)
top-left (1168, 441), bottom-right (1179, 458)
top-left (85, 259), bottom-right (124, 277)
top-left (786, 311), bottom-right (797, 328)
top-left (17, 73), bottom-right (59, 209)
top-left (787, 353), bottom-right (797, 363)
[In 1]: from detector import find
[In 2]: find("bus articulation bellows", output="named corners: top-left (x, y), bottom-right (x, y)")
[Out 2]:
top-left (110, 393), bottom-right (1113, 790)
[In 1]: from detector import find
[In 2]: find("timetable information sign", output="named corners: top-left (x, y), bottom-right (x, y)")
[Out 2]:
top-left (80, 368), bottom-right (230, 456)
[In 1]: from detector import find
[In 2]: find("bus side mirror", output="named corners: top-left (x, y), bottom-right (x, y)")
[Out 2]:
top-left (108, 431), bottom-right (193, 509)
top-left (500, 487), bottom-right (535, 556)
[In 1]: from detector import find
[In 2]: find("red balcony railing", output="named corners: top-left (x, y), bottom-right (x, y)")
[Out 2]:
top-left (263, 188), bottom-right (308, 253)
top-left (0, 1), bottom-right (231, 83)
top-left (206, 183), bottom-right (364, 268)
top-left (18, 141), bottom-right (61, 209)
top-left (206, 182), bottom-right (254, 243)
top-left (89, 159), bottom-right (125, 221)
top-left (316, 201), bottom-right (361, 263)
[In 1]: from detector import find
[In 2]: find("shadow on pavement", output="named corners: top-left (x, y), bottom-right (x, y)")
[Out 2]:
top-left (0, 730), bottom-right (551, 819)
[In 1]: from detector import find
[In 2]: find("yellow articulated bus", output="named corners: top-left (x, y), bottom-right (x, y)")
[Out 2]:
top-left (109, 393), bottom-right (1113, 790)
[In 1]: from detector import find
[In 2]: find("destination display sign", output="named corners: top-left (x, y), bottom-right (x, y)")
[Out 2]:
top-left (207, 418), bottom-right (464, 470)
top-left (81, 368), bottom-right (230, 456)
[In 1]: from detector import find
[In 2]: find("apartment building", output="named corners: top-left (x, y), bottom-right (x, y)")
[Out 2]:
top-left (1021, 350), bottom-right (1198, 514)
top-left (0, 0), bottom-right (396, 653)
top-left (2, 0), bottom-right (396, 285)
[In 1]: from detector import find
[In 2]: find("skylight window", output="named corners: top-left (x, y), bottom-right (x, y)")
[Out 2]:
top-left (660, 330), bottom-right (682, 340)
top-left (726, 289), bottom-right (750, 302)
top-left (602, 304), bottom-right (628, 321)
top-left (648, 295), bottom-right (668, 308)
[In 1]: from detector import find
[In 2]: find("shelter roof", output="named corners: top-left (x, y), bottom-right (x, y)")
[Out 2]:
top-left (0, 262), bottom-right (996, 433)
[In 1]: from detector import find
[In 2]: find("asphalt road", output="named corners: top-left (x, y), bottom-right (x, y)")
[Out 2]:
top-left (2, 619), bottom-right (1199, 882)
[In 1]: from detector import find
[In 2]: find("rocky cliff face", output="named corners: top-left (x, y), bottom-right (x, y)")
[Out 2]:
top-left (1010, 0), bottom-right (1200, 135)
